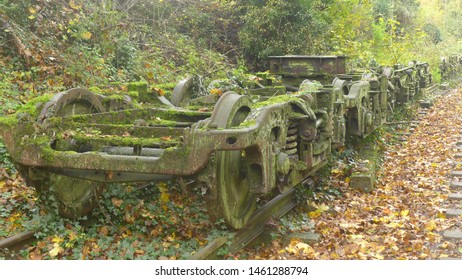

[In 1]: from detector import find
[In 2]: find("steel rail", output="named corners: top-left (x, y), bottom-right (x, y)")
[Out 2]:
top-left (189, 188), bottom-right (297, 260)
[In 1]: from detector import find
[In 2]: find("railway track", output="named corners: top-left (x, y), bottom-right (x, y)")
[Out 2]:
top-left (441, 135), bottom-right (462, 259)
top-left (189, 188), bottom-right (299, 259)
top-left (0, 231), bottom-right (36, 259)
top-left (190, 93), bottom-right (442, 259)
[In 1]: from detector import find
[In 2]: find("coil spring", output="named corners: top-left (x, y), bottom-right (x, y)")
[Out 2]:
top-left (285, 122), bottom-right (299, 159)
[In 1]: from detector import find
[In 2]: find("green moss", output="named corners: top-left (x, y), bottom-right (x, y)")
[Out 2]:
top-left (238, 119), bottom-right (257, 127)
top-left (0, 116), bottom-right (19, 128)
top-left (127, 91), bottom-right (139, 98)
top-left (184, 105), bottom-right (212, 111)
top-left (88, 86), bottom-right (103, 93)
top-left (16, 94), bottom-right (54, 117)
top-left (0, 94), bottom-right (54, 131)
top-left (150, 119), bottom-right (178, 127)
top-left (71, 133), bottom-right (177, 148)
top-left (128, 81), bottom-right (148, 94)
top-left (106, 94), bottom-right (125, 101)
top-left (27, 136), bottom-right (55, 163)
top-left (251, 94), bottom-right (300, 109)
top-left (156, 83), bottom-right (176, 90)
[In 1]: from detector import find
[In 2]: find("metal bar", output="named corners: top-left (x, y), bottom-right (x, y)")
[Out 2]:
top-left (0, 231), bottom-right (35, 249)
top-left (189, 188), bottom-right (297, 260)
top-left (101, 146), bottom-right (164, 157)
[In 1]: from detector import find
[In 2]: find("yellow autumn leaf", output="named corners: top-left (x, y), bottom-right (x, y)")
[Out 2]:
top-left (81, 31), bottom-right (92, 40)
top-left (437, 212), bottom-right (446, 219)
top-left (68, 231), bottom-right (77, 241)
top-left (166, 233), bottom-right (176, 242)
top-left (425, 220), bottom-right (436, 232)
top-left (49, 243), bottom-right (64, 258)
top-left (210, 88), bottom-right (223, 96)
top-left (157, 181), bottom-right (168, 192)
top-left (52, 235), bottom-right (64, 244)
top-left (124, 213), bottom-right (135, 223)
top-left (400, 209), bottom-right (409, 217)
top-left (29, 7), bottom-right (37, 14)
top-left (152, 87), bottom-right (165, 96)
top-left (0, 181), bottom-right (5, 189)
top-left (122, 229), bottom-right (132, 238)
top-left (160, 192), bottom-right (170, 203)
top-left (286, 241), bottom-right (314, 255)
top-left (69, 0), bottom-right (82, 10)
top-left (307, 204), bottom-right (329, 219)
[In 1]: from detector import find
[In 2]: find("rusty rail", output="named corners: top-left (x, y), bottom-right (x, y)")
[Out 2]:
top-left (0, 231), bottom-right (35, 249)
top-left (189, 188), bottom-right (297, 259)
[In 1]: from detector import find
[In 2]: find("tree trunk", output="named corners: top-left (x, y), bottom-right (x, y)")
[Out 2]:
top-left (0, 14), bottom-right (32, 67)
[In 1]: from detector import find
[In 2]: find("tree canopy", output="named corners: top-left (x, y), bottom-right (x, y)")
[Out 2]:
top-left (0, 0), bottom-right (461, 111)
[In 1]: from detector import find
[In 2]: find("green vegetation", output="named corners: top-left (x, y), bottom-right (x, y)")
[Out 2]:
top-left (1, 0), bottom-right (462, 260)
top-left (1, 1), bottom-right (460, 118)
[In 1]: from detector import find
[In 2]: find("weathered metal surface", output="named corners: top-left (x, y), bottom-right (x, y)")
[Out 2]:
top-left (189, 188), bottom-right (297, 259)
top-left (269, 55), bottom-right (347, 86)
top-left (350, 144), bottom-right (378, 193)
top-left (0, 55), bottom-right (439, 228)
top-left (0, 231), bottom-right (35, 249)
top-left (440, 55), bottom-right (462, 81)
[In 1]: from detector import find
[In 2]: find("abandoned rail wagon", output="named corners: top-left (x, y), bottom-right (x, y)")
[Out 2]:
top-left (0, 55), bottom-right (435, 229)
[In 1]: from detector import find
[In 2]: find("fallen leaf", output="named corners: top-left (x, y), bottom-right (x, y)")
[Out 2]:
top-left (425, 220), bottom-right (436, 232)
top-left (81, 31), bottom-right (92, 40)
top-left (152, 87), bottom-right (165, 96)
top-left (49, 243), bottom-right (64, 258)
top-left (400, 209), bottom-right (409, 217)
top-left (69, 0), bottom-right (82, 10)
top-left (111, 198), bottom-right (123, 208)
top-left (210, 88), bottom-right (223, 96)
top-left (51, 236), bottom-right (64, 244)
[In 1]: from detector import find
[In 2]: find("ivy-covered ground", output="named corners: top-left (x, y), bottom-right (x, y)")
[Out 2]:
top-left (0, 162), bottom-right (234, 259)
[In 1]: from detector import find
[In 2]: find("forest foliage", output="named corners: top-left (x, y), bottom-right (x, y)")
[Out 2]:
top-left (0, 0), bottom-right (462, 112)
top-left (2, 0), bottom-right (462, 260)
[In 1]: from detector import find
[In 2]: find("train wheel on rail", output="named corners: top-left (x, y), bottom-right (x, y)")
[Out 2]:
top-left (206, 91), bottom-right (258, 229)
top-left (35, 88), bottom-right (107, 218)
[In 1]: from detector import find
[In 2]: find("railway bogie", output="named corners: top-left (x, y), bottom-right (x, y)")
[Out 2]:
top-left (0, 55), bottom-right (443, 229)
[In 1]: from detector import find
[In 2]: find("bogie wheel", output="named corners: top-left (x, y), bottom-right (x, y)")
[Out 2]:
top-left (29, 172), bottom-right (105, 219)
top-left (171, 77), bottom-right (195, 107)
top-left (35, 88), bottom-right (107, 218)
top-left (206, 91), bottom-right (258, 229)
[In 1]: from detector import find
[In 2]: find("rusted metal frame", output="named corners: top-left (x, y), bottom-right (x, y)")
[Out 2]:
top-left (74, 123), bottom-right (187, 138)
top-left (344, 81), bottom-right (370, 108)
top-left (67, 107), bottom-right (211, 125)
top-left (7, 102), bottom-right (298, 181)
top-left (48, 167), bottom-right (174, 183)
top-left (58, 135), bottom-right (181, 150)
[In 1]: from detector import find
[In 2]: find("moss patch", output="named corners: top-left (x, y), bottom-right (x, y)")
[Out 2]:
top-left (252, 94), bottom-right (300, 109)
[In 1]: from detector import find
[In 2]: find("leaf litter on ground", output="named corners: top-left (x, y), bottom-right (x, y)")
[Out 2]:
top-left (243, 87), bottom-right (462, 260)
